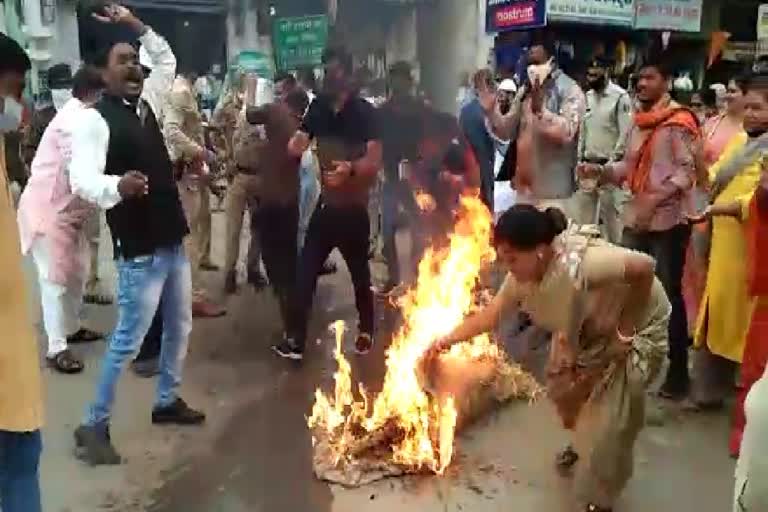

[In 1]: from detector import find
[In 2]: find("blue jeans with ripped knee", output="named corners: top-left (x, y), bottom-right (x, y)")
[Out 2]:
top-left (83, 244), bottom-right (192, 430)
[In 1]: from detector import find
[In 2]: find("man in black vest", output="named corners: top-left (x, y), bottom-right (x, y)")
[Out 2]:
top-left (70, 3), bottom-right (204, 466)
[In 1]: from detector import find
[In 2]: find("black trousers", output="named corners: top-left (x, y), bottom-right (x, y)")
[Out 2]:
top-left (622, 223), bottom-right (691, 392)
top-left (254, 202), bottom-right (299, 329)
top-left (289, 202), bottom-right (374, 350)
top-left (135, 308), bottom-right (162, 361)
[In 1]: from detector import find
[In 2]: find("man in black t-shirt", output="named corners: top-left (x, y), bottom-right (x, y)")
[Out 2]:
top-left (275, 48), bottom-right (382, 361)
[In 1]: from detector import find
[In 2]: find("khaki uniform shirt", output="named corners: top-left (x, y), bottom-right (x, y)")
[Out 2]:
top-left (164, 76), bottom-right (205, 163)
top-left (0, 133), bottom-right (44, 432)
top-left (164, 77), bottom-right (207, 190)
top-left (578, 81), bottom-right (632, 163)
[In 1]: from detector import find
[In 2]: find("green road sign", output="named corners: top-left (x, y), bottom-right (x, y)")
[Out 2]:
top-left (273, 15), bottom-right (329, 71)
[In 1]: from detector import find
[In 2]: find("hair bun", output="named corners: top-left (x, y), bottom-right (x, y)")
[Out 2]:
top-left (544, 207), bottom-right (568, 237)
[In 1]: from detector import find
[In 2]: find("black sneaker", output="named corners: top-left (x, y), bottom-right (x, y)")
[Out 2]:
top-left (272, 339), bottom-right (304, 361)
top-left (74, 425), bottom-right (122, 466)
top-left (355, 333), bottom-right (374, 355)
top-left (152, 398), bottom-right (206, 425)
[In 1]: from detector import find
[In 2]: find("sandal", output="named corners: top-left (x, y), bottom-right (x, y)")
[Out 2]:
top-left (83, 292), bottom-right (114, 306)
top-left (199, 261), bottom-right (220, 272)
top-left (67, 328), bottom-right (104, 344)
top-left (47, 349), bottom-right (84, 374)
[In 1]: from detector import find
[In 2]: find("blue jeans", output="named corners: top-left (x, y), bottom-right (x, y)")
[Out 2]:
top-left (84, 245), bottom-right (193, 428)
top-left (0, 430), bottom-right (42, 512)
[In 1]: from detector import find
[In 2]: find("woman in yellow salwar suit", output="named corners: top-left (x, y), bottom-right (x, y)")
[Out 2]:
top-left (689, 84), bottom-right (768, 409)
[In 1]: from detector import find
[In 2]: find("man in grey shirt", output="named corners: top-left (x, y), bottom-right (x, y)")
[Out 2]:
top-left (482, 41), bottom-right (585, 217)
top-left (574, 58), bottom-right (632, 242)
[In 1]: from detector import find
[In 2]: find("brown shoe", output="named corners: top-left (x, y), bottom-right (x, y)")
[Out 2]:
top-left (192, 300), bottom-right (227, 318)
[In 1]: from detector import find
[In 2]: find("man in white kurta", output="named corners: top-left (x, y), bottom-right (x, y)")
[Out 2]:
top-left (17, 67), bottom-right (106, 374)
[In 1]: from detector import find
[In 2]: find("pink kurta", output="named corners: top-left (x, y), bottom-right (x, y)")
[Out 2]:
top-left (17, 98), bottom-right (96, 285)
top-left (682, 115), bottom-right (743, 333)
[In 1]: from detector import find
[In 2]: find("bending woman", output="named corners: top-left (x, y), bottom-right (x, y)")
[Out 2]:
top-left (427, 205), bottom-right (670, 512)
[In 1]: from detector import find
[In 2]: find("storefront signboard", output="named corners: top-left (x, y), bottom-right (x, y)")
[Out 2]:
top-left (273, 15), bottom-right (329, 71)
top-left (547, 0), bottom-right (634, 27)
top-left (634, 0), bottom-right (702, 32)
top-left (486, 0), bottom-right (547, 33)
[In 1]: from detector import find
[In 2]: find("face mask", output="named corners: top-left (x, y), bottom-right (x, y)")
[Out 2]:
top-left (0, 96), bottom-right (23, 132)
top-left (51, 89), bottom-right (73, 111)
top-left (527, 59), bottom-right (553, 86)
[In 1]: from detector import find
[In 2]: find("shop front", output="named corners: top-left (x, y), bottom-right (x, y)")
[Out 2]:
top-left (487, 0), bottom-right (710, 89)
top-left (488, 0), bottom-right (645, 87)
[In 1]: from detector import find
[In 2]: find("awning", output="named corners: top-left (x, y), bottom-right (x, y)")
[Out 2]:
top-left (122, 0), bottom-right (226, 15)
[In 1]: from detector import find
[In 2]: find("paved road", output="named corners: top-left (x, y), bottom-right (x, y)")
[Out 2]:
top-left (32, 213), bottom-right (736, 511)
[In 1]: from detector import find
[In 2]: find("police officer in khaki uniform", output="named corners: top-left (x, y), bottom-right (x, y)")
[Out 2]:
top-left (165, 73), bottom-right (226, 317)
top-left (574, 57), bottom-right (632, 243)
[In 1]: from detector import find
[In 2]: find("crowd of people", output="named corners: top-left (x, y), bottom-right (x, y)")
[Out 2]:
top-left (1, 2), bottom-right (768, 511)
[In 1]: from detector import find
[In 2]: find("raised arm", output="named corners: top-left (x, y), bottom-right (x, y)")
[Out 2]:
top-left (479, 84), bottom-right (523, 142)
top-left (533, 81), bottom-right (586, 145)
top-left (139, 28), bottom-right (176, 115)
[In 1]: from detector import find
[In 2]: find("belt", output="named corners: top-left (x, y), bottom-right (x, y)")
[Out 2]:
top-left (582, 157), bottom-right (609, 165)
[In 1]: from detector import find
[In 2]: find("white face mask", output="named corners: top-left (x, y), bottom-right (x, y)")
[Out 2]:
top-left (527, 59), bottom-right (553, 86)
top-left (0, 96), bottom-right (24, 132)
top-left (51, 88), bottom-right (73, 111)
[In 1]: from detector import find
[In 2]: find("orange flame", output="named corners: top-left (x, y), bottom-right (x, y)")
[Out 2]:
top-left (308, 196), bottom-right (496, 473)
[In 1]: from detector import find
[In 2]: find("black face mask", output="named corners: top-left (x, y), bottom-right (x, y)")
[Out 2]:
top-left (587, 76), bottom-right (606, 91)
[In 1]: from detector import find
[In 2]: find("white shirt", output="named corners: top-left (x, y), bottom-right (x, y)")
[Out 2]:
top-left (735, 367), bottom-right (768, 511)
top-left (69, 28), bottom-right (177, 210)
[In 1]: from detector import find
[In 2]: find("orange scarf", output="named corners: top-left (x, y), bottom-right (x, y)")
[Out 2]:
top-left (628, 105), bottom-right (700, 194)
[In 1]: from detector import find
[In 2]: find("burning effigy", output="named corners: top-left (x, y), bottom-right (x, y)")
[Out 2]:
top-left (307, 197), bottom-right (542, 487)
